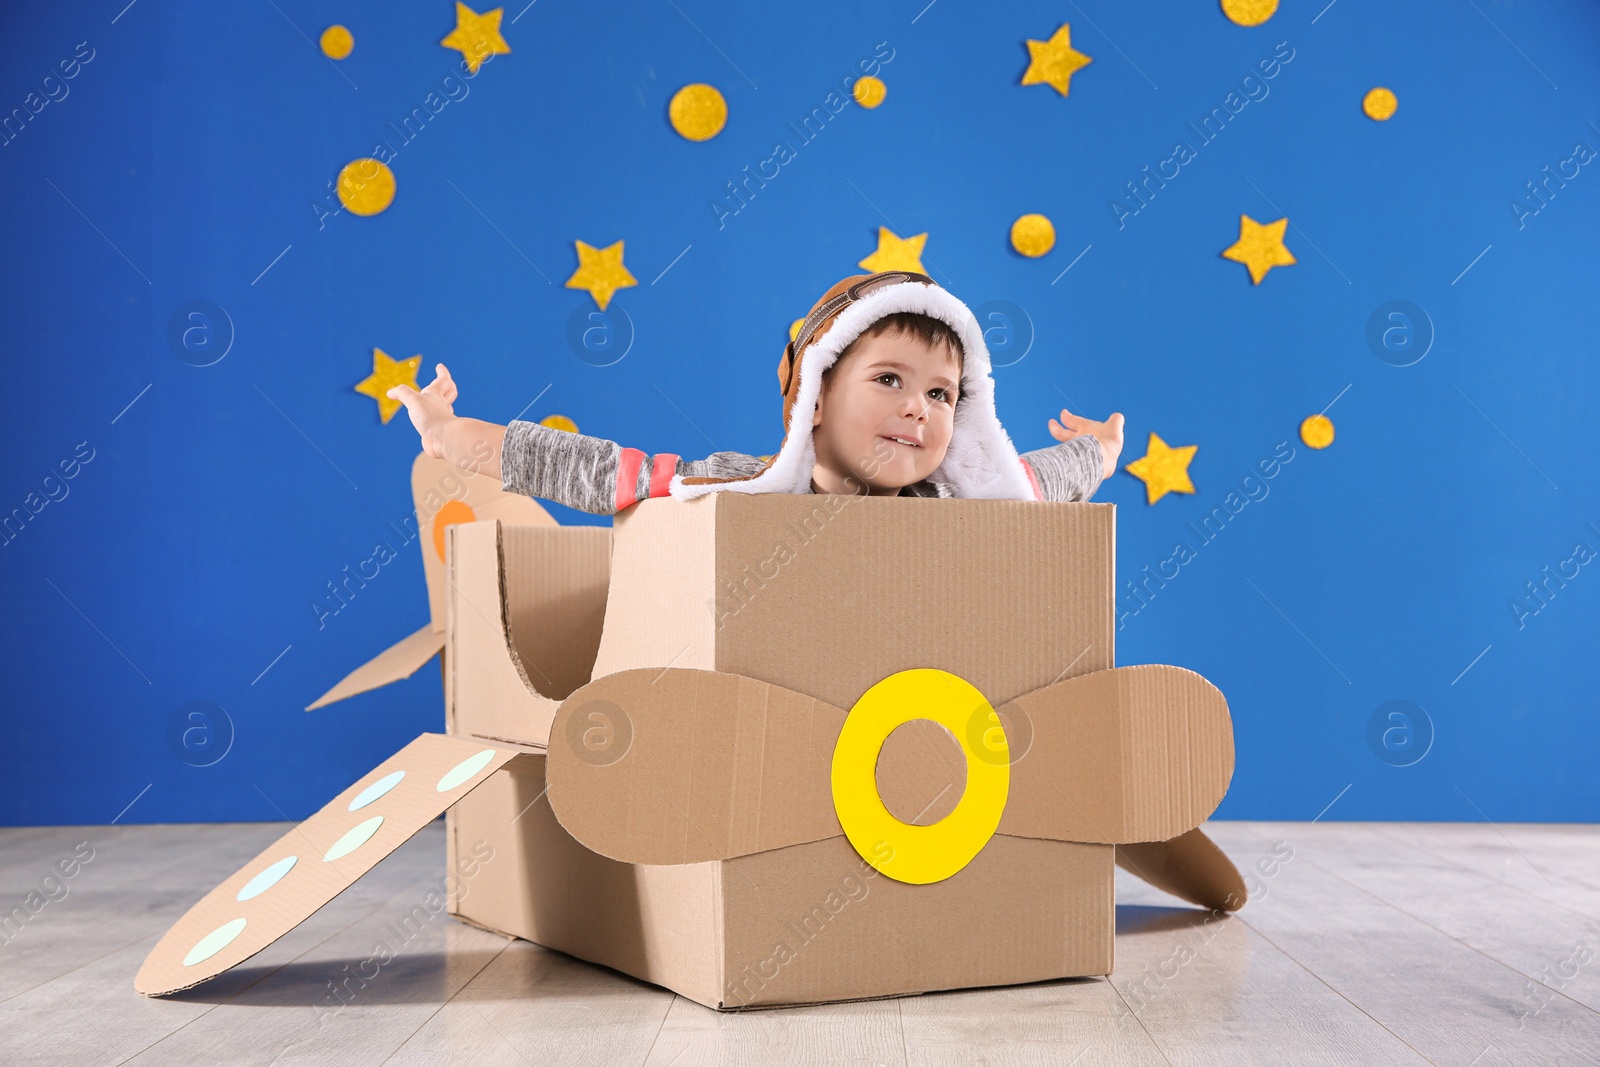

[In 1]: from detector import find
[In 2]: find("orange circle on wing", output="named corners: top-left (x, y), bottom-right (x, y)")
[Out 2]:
top-left (432, 499), bottom-right (477, 562)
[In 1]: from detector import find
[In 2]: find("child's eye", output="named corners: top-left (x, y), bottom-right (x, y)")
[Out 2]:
top-left (876, 373), bottom-right (900, 387)
top-left (930, 388), bottom-right (951, 403)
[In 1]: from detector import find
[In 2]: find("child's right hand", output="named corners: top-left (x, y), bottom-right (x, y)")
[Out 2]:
top-left (387, 363), bottom-right (458, 460)
top-left (1047, 407), bottom-right (1125, 480)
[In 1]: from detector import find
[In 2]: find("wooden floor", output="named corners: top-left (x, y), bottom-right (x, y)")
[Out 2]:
top-left (2, 820), bottom-right (1597, 1065)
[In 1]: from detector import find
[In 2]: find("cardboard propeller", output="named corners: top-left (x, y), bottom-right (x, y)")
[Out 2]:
top-left (545, 665), bottom-right (1246, 910)
top-left (135, 733), bottom-right (539, 997)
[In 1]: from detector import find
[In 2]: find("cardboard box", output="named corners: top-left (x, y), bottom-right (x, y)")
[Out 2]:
top-left (136, 487), bottom-right (1244, 1010)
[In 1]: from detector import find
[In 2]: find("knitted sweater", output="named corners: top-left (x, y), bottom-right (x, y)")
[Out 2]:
top-left (499, 420), bottom-right (1105, 516)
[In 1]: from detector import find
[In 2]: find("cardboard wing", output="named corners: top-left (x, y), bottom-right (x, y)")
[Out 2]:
top-left (546, 665), bottom-right (1247, 911)
top-left (306, 453), bottom-right (557, 710)
top-left (134, 733), bottom-right (539, 996)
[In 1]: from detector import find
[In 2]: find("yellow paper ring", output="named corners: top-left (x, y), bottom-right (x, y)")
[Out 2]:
top-left (831, 669), bottom-right (1008, 884)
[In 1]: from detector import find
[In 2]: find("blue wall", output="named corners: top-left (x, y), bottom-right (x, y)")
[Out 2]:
top-left (2, 1), bottom-right (1596, 825)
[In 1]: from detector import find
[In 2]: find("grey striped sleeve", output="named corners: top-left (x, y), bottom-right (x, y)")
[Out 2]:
top-left (499, 419), bottom-right (770, 516)
top-left (1020, 434), bottom-right (1105, 502)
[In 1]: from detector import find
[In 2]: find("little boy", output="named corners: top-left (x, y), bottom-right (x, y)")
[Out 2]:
top-left (388, 270), bottom-right (1124, 513)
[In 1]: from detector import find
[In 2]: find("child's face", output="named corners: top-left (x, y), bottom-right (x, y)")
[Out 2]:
top-left (810, 328), bottom-right (962, 494)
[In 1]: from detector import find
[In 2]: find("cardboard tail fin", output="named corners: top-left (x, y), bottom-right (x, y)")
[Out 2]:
top-left (305, 623), bottom-right (445, 711)
top-left (1116, 828), bottom-right (1248, 912)
top-left (134, 733), bottom-right (538, 996)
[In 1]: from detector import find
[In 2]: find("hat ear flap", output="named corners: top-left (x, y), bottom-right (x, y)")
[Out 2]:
top-left (778, 341), bottom-right (796, 396)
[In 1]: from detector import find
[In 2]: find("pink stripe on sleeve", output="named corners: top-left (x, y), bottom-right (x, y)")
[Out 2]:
top-left (1019, 457), bottom-right (1044, 501)
top-left (615, 447), bottom-right (646, 511)
top-left (649, 453), bottom-right (680, 498)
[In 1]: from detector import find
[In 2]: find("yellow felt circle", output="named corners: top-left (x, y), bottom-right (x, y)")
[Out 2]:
top-left (668, 83), bottom-right (728, 142)
top-left (1010, 213), bottom-right (1056, 258)
top-left (336, 158), bottom-right (395, 216)
top-left (853, 76), bottom-right (887, 109)
top-left (1300, 413), bottom-right (1335, 449)
top-left (320, 25), bottom-right (354, 60)
top-left (1363, 87), bottom-right (1398, 121)
top-left (789, 317), bottom-right (805, 342)
top-left (831, 669), bottom-right (1009, 885)
top-left (540, 413), bottom-right (578, 433)
top-left (1221, 0), bottom-right (1277, 26)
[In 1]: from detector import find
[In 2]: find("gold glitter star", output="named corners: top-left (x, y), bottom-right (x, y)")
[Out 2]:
top-left (355, 347), bottom-right (423, 424)
top-left (1221, 214), bottom-right (1296, 285)
top-left (858, 226), bottom-right (928, 273)
top-left (440, 2), bottom-right (510, 75)
top-left (1125, 432), bottom-right (1199, 505)
top-left (1021, 23), bottom-right (1092, 97)
top-left (565, 239), bottom-right (637, 311)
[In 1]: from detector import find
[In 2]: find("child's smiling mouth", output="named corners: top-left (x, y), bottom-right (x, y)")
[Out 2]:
top-left (881, 434), bottom-right (922, 449)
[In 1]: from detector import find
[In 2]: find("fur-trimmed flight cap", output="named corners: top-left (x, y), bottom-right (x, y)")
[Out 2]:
top-left (670, 270), bottom-right (1037, 501)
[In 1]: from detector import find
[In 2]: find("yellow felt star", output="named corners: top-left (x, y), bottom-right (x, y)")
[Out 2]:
top-left (565, 239), bottom-right (637, 311)
top-left (355, 347), bottom-right (423, 424)
top-left (858, 226), bottom-right (927, 273)
top-left (440, 2), bottom-right (510, 75)
top-left (1021, 23), bottom-right (1092, 97)
top-left (1125, 432), bottom-right (1198, 505)
top-left (1221, 214), bottom-right (1296, 285)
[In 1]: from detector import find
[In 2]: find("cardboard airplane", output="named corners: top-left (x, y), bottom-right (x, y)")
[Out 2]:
top-left (139, 467), bottom-right (1246, 1009)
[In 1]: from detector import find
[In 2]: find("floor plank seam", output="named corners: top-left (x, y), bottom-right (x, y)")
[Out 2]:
top-left (1227, 826), bottom-right (1441, 1065)
top-left (1286, 843), bottom-right (1600, 1023)
top-left (377, 935), bottom-right (519, 1066)
top-left (1234, 914), bottom-right (1440, 1066)
top-left (44, 976), bottom-right (128, 1066)
top-left (115, 831), bottom-right (450, 1063)
top-left (1105, 975), bottom-right (1176, 1066)
top-left (0, 929), bottom-right (165, 1009)
top-left (1367, 822), bottom-right (1600, 915)
top-left (638, 993), bottom-right (677, 1067)
top-left (895, 995), bottom-right (909, 1067)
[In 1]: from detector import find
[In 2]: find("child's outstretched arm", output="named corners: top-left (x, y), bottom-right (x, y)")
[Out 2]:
top-left (497, 420), bottom-right (771, 515)
top-left (1019, 407), bottom-right (1125, 502)
top-left (386, 364), bottom-right (506, 479)
top-left (388, 363), bottom-right (769, 516)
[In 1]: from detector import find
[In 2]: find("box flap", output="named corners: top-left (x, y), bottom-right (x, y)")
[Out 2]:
top-left (445, 519), bottom-right (610, 747)
top-left (134, 733), bottom-right (538, 996)
top-left (304, 623), bottom-right (444, 711)
top-left (545, 664), bottom-right (1232, 865)
top-left (1116, 827), bottom-right (1248, 912)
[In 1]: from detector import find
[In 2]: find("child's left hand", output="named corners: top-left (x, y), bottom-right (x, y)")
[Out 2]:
top-left (1048, 407), bottom-right (1125, 480)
